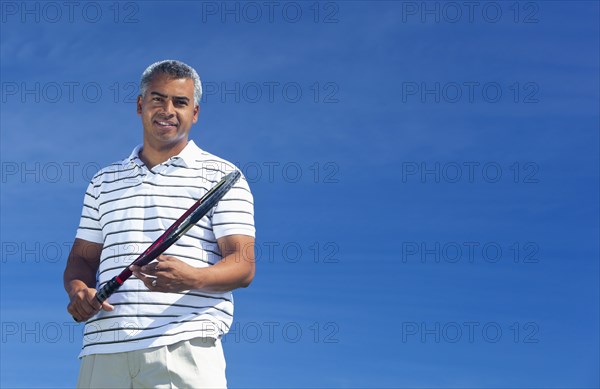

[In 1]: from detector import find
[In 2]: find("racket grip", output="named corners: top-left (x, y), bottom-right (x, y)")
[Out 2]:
top-left (96, 277), bottom-right (122, 304)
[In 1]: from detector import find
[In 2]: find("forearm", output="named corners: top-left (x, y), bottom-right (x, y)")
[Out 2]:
top-left (193, 255), bottom-right (255, 293)
top-left (64, 262), bottom-right (97, 296)
top-left (63, 239), bottom-right (102, 297)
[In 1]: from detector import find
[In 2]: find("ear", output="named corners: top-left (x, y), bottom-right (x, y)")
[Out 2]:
top-left (137, 95), bottom-right (143, 115)
top-left (192, 104), bottom-right (199, 124)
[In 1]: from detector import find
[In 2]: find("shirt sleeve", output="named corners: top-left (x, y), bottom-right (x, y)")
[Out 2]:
top-left (211, 171), bottom-right (255, 239)
top-left (75, 180), bottom-right (104, 244)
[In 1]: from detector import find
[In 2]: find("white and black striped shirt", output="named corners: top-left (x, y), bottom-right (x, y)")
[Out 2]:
top-left (76, 140), bottom-right (255, 357)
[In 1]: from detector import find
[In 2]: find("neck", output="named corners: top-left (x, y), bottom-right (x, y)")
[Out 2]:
top-left (139, 139), bottom-right (188, 169)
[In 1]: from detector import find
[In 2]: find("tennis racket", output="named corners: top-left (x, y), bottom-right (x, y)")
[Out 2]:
top-left (94, 170), bottom-right (241, 304)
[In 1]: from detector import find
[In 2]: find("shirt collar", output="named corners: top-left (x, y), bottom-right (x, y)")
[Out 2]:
top-left (124, 140), bottom-right (201, 168)
top-left (176, 140), bottom-right (202, 167)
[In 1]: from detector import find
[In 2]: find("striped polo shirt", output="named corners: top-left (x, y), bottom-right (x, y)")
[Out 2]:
top-left (75, 140), bottom-right (255, 357)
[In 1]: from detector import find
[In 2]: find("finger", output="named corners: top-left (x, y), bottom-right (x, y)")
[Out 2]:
top-left (149, 280), bottom-right (167, 293)
top-left (101, 301), bottom-right (114, 311)
top-left (70, 293), bottom-right (93, 317)
top-left (132, 267), bottom-right (146, 279)
top-left (155, 254), bottom-right (177, 265)
top-left (133, 269), bottom-right (155, 289)
top-left (87, 293), bottom-right (102, 311)
top-left (71, 304), bottom-right (90, 322)
top-left (159, 254), bottom-right (179, 262)
top-left (79, 299), bottom-right (97, 317)
top-left (68, 303), bottom-right (80, 321)
top-left (140, 264), bottom-right (154, 273)
top-left (132, 264), bottom-right (156, 276)
top-left (71, 310), bottom-right (82, 323)
top-left (140, 262), bottom-right (160, 275)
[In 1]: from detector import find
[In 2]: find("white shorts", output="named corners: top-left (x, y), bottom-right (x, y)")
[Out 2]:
top-left (77, 337), bottom-right (227, 388)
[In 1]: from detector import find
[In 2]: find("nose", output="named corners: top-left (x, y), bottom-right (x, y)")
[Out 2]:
top-left (160, 99), bottom-right (176, 116)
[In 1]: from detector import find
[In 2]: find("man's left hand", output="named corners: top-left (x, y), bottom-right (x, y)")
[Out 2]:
top-left (131, 255), bottom-right (201, 293)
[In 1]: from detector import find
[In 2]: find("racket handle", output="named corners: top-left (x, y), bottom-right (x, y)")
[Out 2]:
top-left (96, 277), bottom-right (122, 304)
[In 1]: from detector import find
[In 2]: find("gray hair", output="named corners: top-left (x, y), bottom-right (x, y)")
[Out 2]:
top-left (140, 60), bottom-right (202, 105)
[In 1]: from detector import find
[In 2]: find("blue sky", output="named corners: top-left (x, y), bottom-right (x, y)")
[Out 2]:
top-left (1, 1), bottom-right (599, 388)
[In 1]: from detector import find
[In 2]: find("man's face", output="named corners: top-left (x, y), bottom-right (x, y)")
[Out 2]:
top-left (137, 74), bottom-right (199, 151)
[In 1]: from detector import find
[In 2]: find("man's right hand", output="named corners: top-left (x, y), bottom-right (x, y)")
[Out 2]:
top-left (68, 287), bottom-right (114, 322)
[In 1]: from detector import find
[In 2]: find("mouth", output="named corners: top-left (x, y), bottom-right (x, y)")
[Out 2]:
top-left (154, 120), bottom-right (178, 129)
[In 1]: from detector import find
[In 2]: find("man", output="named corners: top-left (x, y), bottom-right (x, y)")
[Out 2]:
top-left (64, 60), bottom-right (255, 388)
